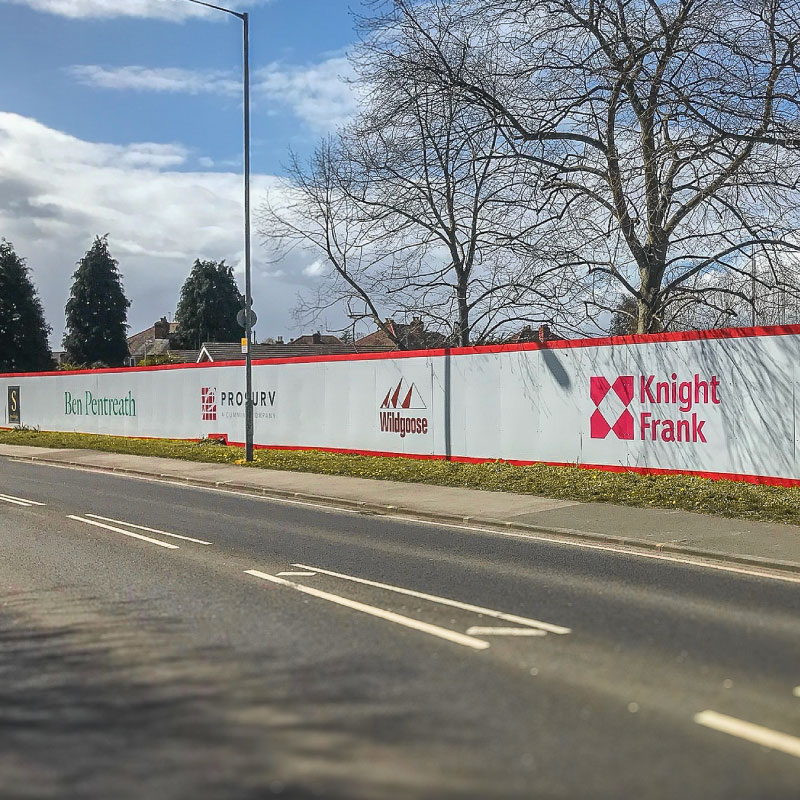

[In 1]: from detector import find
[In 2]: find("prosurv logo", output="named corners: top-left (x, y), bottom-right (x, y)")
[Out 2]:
top-left (591, 373), bottom-right (721, 443)
top-left (201, 387), bottom-right (217, 421)
top-left (201, 386), bottom-right (277, 421)
top-left (379, 378), bottom-right (429, 438)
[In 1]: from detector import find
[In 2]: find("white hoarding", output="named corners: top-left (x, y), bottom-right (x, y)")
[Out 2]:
top-left (2, 326), bottom-right (798, 484)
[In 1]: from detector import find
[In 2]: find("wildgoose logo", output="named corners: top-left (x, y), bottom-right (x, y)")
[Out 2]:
top-left (379, 378), bottom-right (429, 437)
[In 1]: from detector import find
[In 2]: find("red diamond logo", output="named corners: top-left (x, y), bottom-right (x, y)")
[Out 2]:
top-left (611, 408), bottom-right (634, 440)
top-left (612, 376), bottom-right (634, 405)
top-left (590, 375), bottom-right (635, 439)
top-left (590, 376), bottom-right (611, 406)
top-left (590, 409), bottom-right (612, 439)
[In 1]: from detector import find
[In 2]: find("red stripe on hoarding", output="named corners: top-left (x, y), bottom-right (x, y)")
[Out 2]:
top-left (2, 428), bottom-right (797, 486)
top-left (3, 322), bottom-right (800, 378)
top-left (221, 441), bottom-right (800, 488)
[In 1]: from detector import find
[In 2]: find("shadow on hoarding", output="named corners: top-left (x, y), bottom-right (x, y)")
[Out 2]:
top-left (541, 347), bottom-right (571, 389)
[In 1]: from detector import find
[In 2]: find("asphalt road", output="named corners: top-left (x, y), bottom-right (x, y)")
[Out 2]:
top-left (0, 458), bottom-right (798, 799)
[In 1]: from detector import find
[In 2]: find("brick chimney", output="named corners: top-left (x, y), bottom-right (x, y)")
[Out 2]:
top-left (154, 317), bottom-right (170, 340)
top-left (538, 324), bottom-right (551, 342)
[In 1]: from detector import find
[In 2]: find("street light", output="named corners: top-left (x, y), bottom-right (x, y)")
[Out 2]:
top-left (184, 0), bottom-right (254, 461)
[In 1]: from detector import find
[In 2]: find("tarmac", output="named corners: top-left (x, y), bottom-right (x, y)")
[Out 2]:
top-left (2, 442), bottom-right (800, 574)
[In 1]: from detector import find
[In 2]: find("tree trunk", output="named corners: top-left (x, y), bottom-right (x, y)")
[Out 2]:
top-left (457, 281), bottom-right (471, 346)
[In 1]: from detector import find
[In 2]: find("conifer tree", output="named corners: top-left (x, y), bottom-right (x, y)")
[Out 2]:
top-left (172, 259), bottom-right (243, 349)
top-left (63, 236), bottom-right (130, 367)
top-left (0, 240), bottom-right (53, 372)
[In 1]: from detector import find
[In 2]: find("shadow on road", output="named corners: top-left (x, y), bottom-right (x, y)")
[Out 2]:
top-left (0, 588), bottom-right (494, 800)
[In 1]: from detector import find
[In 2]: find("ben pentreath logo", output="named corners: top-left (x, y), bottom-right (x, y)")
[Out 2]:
top-left (379, 378), bottom-right (429, 438)
top-left (201, 386), bottom-right (276, 421)
top-left (590, 373), bottom-right (721, 443)
top-left (64, 390), bottom-right (136, 417)
top-left (8, 386), bottom-right (20, 424)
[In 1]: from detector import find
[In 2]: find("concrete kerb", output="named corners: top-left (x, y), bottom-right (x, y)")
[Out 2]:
top-left (6, 452), bottom-right (800, 578)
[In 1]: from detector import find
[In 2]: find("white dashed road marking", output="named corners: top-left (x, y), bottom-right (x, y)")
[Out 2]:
top-left (0, 493), bottom-right (45, 507)
top-left (84, 514), bottom-right (212, 544)
top-left (694, 710), bottom-right (800, 759)
top-left (293, 562), bottom-right (571, 635)
top-left (277, 571), bottom-right (317, 576)
top-left (67, 515), bottom-right (179, 550)
top-left (245, 569), bottom-right (490, 650)
top-left (466, 627), bottom-right (547, 637)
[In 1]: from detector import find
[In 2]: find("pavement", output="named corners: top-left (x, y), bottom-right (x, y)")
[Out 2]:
top-left (1, 442), bottom-right (800, 573)
top-left (1, 457), bottom-right (799, 799)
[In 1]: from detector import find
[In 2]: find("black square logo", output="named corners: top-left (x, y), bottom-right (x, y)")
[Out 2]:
top-left (8, 386), bottom-right (20, 425)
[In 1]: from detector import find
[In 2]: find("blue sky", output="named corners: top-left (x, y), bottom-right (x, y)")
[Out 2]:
top-left (0, 0), bottom-right (372, 346)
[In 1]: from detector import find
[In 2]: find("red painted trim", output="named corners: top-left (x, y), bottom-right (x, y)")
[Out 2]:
top-left (3, 322), bottom-right (800, 378)
top-left (219, 441), bottom-right (800, 488)
top-left (3, 427), bottom-right (797, 486)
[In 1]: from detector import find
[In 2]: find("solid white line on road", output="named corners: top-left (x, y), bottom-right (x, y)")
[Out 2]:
top-left (0, 494), bottom-right (34, 506)
top-left (466, 626), bottom-right (547, 637)
top-left (694, 710), bottom-right (800, 759)
top-left (277, 571), bottom-right (317, 576)
top-left (293, 562), bottom-right (572, 635)
top-left (83, 513), bottom-right (211, 544)
top-left (0, 492), bottom-right (45, 506)
top-left (379, 515), bottom-right (800, 586)
top-left (245, 569), bottom-right (490, 650)
top-left (67, 515), bottom-right (179, 550)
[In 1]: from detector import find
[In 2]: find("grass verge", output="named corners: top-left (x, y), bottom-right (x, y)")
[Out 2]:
top-left (1, 427), bottom-right (799, 525)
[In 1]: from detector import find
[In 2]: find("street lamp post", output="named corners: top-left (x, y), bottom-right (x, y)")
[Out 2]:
top-left (185, 0), bottom-right (254, 461)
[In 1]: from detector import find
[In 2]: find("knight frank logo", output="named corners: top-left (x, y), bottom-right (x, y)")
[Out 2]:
top-left (201, 387), bottom-right (217, 421)
top-left (379, 378), bottom-right (429, 438)
top-left (590, 376), bottom-right (634, 440)
top-left (590, 373), bottom-right (721, 444)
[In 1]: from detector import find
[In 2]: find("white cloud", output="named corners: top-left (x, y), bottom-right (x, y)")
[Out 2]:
top-left (66, 55), bottom-right (359, 133)
top-left (0, 112), bottom-right (325, 346)
top-left (67, 65), bottom-right (240, 95)
top-left (255, 56), bottom-right (358, 131)
top-left (302, 258), bottom-right (326, 277)
top-left (2, 0), bottom-right (264, 20)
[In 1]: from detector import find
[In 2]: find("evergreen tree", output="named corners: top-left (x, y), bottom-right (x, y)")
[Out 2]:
top-left (63, 236), bottom-right (130, 367)
top-left (0, 240), bottom-right (53, 372)
top-left (172, 259), bottom-right (243, 349)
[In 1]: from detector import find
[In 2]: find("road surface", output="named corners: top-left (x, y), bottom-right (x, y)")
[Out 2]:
top-left (0, 457), bottom-right (798, 799)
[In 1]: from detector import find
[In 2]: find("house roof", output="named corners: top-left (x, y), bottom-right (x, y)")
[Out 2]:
top-left (288, 333), bottom-right (344, 345)
top-left (356, 319), bottom-right (448, 350)
top-left (127, 321), bottom-right (178, 356)
top-left (503, 324), bottom-right (560, 344)
top-left (168, 350), bottom-right (201, 364)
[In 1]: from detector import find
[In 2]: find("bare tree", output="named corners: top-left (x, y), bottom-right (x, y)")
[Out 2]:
top-left (260, 48), bottom-right (574, 345)
top-left (260, 140), bottom-right (406, 347)
top-left (366, 0), bottom-right (800, 332)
